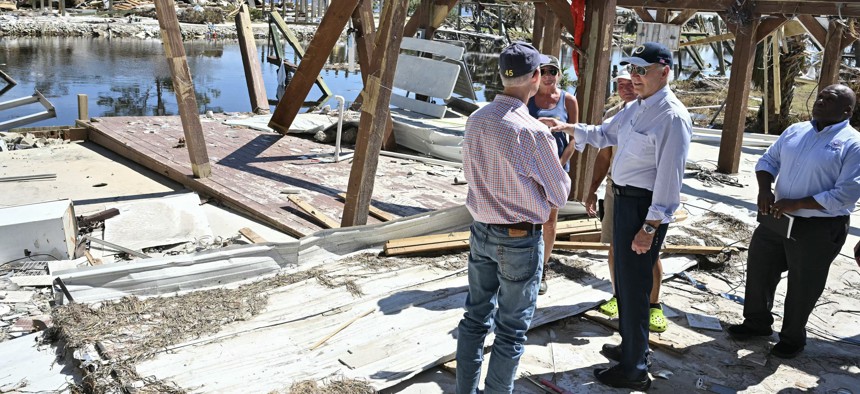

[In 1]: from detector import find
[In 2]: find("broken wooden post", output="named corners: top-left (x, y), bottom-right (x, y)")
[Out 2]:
top-left (154, 0), bottom-right (211, 178)
top-left (77, 94), bottom-right (88, 121)
top-left (820, 19), bottom-right (846, 87)
top-left (717, 14), bottom-right (761, 174)
top-left (59, 0), bottom-right (65, 16)
top-left (236, 5), bottom-right (270, 114)
top-left (532, 1), bottom-right (546, 48)
top-left (570, 0), bottom-right (615, 201)
top-left (540, 7), bottom-right (562, 57)
top-left (341, 0), bottom-right (409, 227)
top-left (268, 0), bottom-right (360, 134)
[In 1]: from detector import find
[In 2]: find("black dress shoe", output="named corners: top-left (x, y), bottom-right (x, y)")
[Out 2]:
top-left (594, 365), bottom-right (652, 391)
top-left (770, 341), bottom-right (804, 359)
top-left (601, 343), bottom-right (653, 367)
top-left (727, 324), bottom-right (773, 340)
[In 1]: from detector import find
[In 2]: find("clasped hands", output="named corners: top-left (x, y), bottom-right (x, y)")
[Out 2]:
top-left (757, 190), bottom-right (799, 219)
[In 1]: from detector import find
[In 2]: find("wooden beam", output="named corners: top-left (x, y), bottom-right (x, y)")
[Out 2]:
top-left (541, 8), bottom-right (563, 57)
top-left (754, 16), bottom-right (787, 44)
top-left (287, 195), bottom-right (341, 229)
top-left (236, 5), bottom-right (269, 115)
top-left (797, 14), bottom-right (826, 48)
top-left (268, 0), bottom-right (360, 134)
top-left (544, 0), bottom-right (576, 40)
top-left (633, 7), bottom-right (655, 23)
top-left (348, 0), bottom-right (376, 111)
top-left (819, 19), bottom-right (846, 87)
top-left (154, 0), bottom-right (211, 178)
top-left (341, 0), bottom-right (409, 227)
top-left (571, 0), bottom-right (615, 201)
top-left (717, 14), bottom-right (761, 174)
top-left (656, 9), bottom-right (669, 23)
top-left (669, 9), bottom-right (698, 25)
top-left (532, 1), bottom-right (547, 47)
top-left (680, 32), bottom-right (734, 47)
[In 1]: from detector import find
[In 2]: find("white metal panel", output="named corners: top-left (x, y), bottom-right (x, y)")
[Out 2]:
top-left (393, 54), bottom-right (460, 99)
top-left (400, 37), bottom-right (465, 60)
top-left (0, 199), bottom-right (76, 262)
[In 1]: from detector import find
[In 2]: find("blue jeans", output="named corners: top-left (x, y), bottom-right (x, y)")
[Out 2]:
top-left (455, 221), bottom-right (543, 394)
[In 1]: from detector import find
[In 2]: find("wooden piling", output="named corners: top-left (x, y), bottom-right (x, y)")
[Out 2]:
top-left (77, 94), bottom-right (88, 121)
top-left (236, 5), bottom-right (269, 114)
top-left (154, 0), bottom-right (211, 179)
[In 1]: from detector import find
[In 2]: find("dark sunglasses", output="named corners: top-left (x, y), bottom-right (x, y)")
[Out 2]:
top-left (627, 64), bottom-right (655, 76)
top-left (540, 68), bottom-right (559, 76)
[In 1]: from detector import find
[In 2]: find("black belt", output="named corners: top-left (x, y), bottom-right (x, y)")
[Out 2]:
top-left (489, 222), bottom-right (542, 232)
top-left (613, 184), bottom-right (653, 198)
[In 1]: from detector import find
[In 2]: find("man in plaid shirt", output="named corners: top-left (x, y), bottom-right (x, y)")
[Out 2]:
top-left (455, 42), bottom-right (571, 394)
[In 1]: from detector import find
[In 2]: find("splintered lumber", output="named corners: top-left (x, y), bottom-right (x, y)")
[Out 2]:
top-left (239, 227), bottom-right (267, 244)
top-left (568, 231), bottom-right (601, 242)
top-left (287, 195), bottom-right (341, 229)
top-left (336, 193), bottom-right (396, 222)
top-left (555, 218), bottom-right (601, 237)
top-left (554, 242), bottom-right (735, 255)
top-left (583, 310), bottom-right (687, 355)
top-left (383, 231), bottom-right (469, 256)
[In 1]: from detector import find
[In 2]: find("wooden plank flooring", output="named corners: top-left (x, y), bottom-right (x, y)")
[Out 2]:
top-left (83, 115), bottom-right (468, 237)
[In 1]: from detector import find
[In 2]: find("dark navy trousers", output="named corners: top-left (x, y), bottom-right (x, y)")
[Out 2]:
top-left (611, 185), bottom-right (668, 380)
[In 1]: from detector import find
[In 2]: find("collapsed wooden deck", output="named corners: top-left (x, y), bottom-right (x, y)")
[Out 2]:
top-left (81, 115), bottom-right (468, 238)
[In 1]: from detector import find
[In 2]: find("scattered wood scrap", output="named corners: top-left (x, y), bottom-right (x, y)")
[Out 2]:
top-left (555, 218), bottom-right (601, 237)
top-left (568, 231), bottom-right (601, 242)
top-left (287, 195), bottom-right (341, 229)
top-left (383, 231), bottom-right (469, 256)
top-left (238, 227), bottom-right (267, 244)
top-left (336, 193), bottom-right (396, 222)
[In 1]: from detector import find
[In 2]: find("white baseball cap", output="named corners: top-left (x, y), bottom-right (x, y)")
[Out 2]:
top-left (614, 68), bottom-right (632, 81)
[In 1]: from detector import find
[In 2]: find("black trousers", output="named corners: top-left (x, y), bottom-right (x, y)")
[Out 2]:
top-left (612, 185), bottom-right (669, 379)
top-left (743, 215), bottom-right (849, 347)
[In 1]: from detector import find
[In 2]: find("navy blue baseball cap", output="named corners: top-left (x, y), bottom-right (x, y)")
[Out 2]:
top-left (621, 42), bottom-right (673, 68)
top-left (499, 42), bottom-right (550, 78)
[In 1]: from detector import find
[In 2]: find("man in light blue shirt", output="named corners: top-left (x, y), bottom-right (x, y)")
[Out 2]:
top-left (729, 84), bottom-right (860, 359)
top-left (542, 42), bottom-right (692, 391)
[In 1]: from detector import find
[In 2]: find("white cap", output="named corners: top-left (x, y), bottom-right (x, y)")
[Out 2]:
top-left (614, 68), bottom-right (632, 81)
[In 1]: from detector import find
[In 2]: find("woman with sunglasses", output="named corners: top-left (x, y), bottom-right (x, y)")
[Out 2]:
top-left (526, 55), bottom-right (579, 295)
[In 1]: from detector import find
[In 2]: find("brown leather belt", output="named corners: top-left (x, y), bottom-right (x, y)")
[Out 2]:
top-left (490, 222), bottom-right (542, 232)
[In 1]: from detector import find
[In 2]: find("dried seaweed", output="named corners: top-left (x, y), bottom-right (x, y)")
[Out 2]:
top-left (276, 377), bottom-right (376, 394)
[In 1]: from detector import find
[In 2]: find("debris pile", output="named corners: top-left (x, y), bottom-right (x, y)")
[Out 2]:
top-left (0, 132), bottom-right (68, 151)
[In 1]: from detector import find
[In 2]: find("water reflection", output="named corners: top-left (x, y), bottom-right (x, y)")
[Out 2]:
top-left (0, 35), bottom-right (728, 129)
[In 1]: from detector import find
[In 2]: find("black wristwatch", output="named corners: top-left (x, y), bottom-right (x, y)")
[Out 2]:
top-left (642, 223), bottom-right (657, 235)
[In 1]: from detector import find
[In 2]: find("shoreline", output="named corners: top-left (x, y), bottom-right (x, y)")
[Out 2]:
top-left (0, 13), bottom-right (322, 41)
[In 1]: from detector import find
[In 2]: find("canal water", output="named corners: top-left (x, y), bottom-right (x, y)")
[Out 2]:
top-left (0, 35), bottom-right (724, 129)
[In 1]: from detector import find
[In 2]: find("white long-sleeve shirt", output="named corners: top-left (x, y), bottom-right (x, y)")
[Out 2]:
top-left (756, 119), bottom-right (860, 218)
top-left (571, 85), bottom-right (692, 223)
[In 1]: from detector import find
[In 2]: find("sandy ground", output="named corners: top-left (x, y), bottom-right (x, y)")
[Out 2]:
top-left (1, 136), bottom-right (859, 393)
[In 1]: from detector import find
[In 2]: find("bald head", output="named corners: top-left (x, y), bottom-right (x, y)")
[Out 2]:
top-left (812, 84), bottom-right (856, 128)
